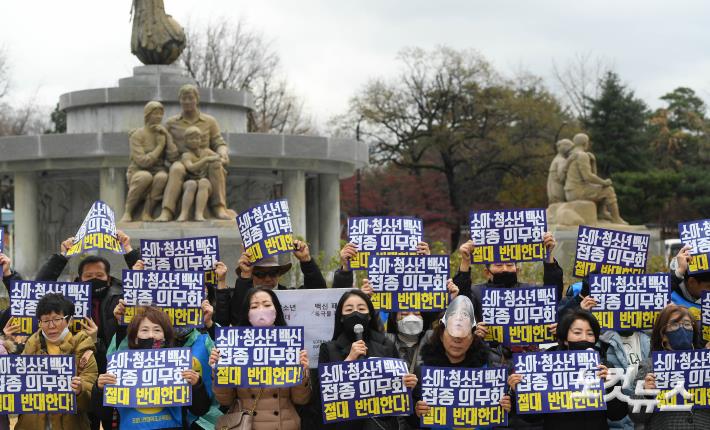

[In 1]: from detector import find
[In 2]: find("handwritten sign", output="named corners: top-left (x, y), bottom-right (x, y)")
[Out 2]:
top-left (588, 274), bottom-right (670, 331)
top-left (573, 226), bottom-right (649, 277)
top-left (368, 255), bottom-right (449, 312)
top-left (469, 209), bottom-right (547, 263)
top-left (140, 236), bottom-right (220, 286)
top-left (481, 286), bottom-right (557, 345)
top-left (679, 219), bottom-right (710, 274)
top-left (104, 348), bottom-right (192, 408)
top-left (274, 288), bottom-right (343, 368)
top-left (237, 199), bottom-right (293, 263)
top-left (9, 280), bottom-right (91, 335)
top-left (121, 270), bottom-right (204, 327)
top-left (347, 216), bottom-right (423, 270)
top-left (652, 350), bottom-right (710, 410)
top-left (214, 326), bottom-right (304, 387)
top-left (0, 355), bottom-right (76, 414)
top-left (67, 200), bottom-right (124, 256)
top-left (319, 358), bottom-right (411, 424)
top-left (420, 366), bottom-right (507, 428)
top-left (513, 350), bottom-right (606, 414)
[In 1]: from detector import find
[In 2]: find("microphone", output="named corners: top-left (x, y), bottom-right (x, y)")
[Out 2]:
top-left (354, 324), bottom-right (364, 342)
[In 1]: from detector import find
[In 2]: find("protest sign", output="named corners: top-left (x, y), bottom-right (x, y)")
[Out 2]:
top-left (679, 219), bottom-right (710, 274)
top-left (104, 348), bottom-right (192, 408)
top-left (67, 201), bottom-right (124, 256)
top-left (513, 350), bottom-right (606, 414)
top-left (274, 288), bottom-right (344, 368)
top-left (481, 286), bottom-right (557, 345)
top-left (469, 209), bottom-right (547, 263)
top-left (9, 280), bottom-right (91, 335)
top-left (0, 227), bottom-right (3, 253)
top-left (588, 274), bottom-right (670, 331)
top-left (573, 226), bottom-right (649, 277)
top-left (140, 236), bottom-right (220, 286)
top-left (703, 291), bottom-right (710, 343)
top-left (121, 270), bottom-right (204, 327)
top-left (0, 355), bottom-right (76, 414)
top-left (214, 326), bottom-right (304, 387)
top-left (420, 366), bottom-right (507, 428)
top-left (652, 350), bottom-right (710, 410)
top-left (237, 199), bottom-right (293, 263)
top-left (347, 216), bottom-right (423, 270)
top-left (368, 255), bottom-right (449, 312)
top-left (319, 358), bottom-right (411, 424)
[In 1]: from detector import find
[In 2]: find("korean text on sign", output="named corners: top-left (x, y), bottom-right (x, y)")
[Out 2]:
top-left (368, 255), bottom-right (449, 312)
top-left (104, 348), bottom-right (192, 408)
top-left (140, 236), bottom-right (220, 286)
top-left (319, 358), bottom-right (411, 424)
top-left (67, 200), bottom-right (124, 256)
top-left (237, 199), bottom-right (293, 263)
top-left (214, 326), bottom-right (304, 387)
top-left (469, 209), bottom-right (547, 264)
top-left (121, 270), bottom-right (205, 327)
top-left (481, 286), bottom-right (557, 345)
top-left (347, 216), bottom-right (423, 270)
top-left (573, 226), bottom-right (649, 277)
top-left (513, 350), bottom-right (606, 414)
top-left (420, 366), bottom-right (507, 428)
top-left (652, 350), bottom-right (710, 410)
top-left (679, 219), bottom-right (710, 274)
top-left (9, 280), bottom-right (91, 335)
top-left (0, 355), bottom-right (75, 414)
top-left (274, 288), bottom-right (343, 368)
top-left (703, 292), bottom-right (710, 343)
top-left (588, 274), bottom-right (670, 331)
top-left (0, 227), bottom-right (3, 253)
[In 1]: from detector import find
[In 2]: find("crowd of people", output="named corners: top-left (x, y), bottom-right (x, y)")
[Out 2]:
top-left (1, 229), bottom-right (709, 430)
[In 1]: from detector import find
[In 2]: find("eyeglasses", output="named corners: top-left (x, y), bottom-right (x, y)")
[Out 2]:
top-left (253, 270), bottom-right (280, 278)
top-left (666, 321), bottom-right (694, 331)
top-left (39, 316), bottom-right (70, 327)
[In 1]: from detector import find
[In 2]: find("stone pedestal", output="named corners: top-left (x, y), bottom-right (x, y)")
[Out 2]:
top-left (13, 172), bottom-right (39, 277)
top-left (319, 173), bottom-right (341, 261)
top-left (283, 170), bottom-right (306, 238)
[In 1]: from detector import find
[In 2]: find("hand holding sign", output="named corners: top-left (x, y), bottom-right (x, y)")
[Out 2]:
top-left (340, 242), bottom-right (358, 270)
top-left (293, 239), bottom-right (311, 263)
top-left (0, 252), bottom-right (11, 277)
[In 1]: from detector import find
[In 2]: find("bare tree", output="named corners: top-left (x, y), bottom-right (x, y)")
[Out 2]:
top-left (552, 52), bottom-right (613, 122)
top-left (181, 18), bottom-right (314, 134)
top-left (0, 46), bottom-right (10, 101)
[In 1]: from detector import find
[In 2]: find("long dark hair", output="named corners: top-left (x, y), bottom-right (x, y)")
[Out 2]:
top-left (420, 321), bottom-right (489, 367)
top-left (556, 309), bottom-right (601, 347)
top-left (650, 304), bottom-right (700, 351)
top-left (331, 289), bottom-right (381, 340)
top-left (237, 287), bottom-right (288, 327)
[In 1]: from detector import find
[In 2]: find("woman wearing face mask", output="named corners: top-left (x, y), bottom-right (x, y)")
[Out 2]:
top-left (92, 307), bottom-right (211, 430)
top-left (318, 289), bottom-right (418, 430)
top-left (629, 304), bottom-right (710, 429)
top-left (508, 309), bottom-right (627, 429)
top-left (209, 287), bottom-right (311, 430)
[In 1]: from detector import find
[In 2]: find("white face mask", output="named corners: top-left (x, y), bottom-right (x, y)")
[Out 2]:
top-left (397, 314), bottom-right (424, 336)
top-left (42, 326), bottom-right (70, 344)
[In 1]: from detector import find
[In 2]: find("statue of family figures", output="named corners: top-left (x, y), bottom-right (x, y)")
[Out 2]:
top-left (547, 133), bottom-right (627, 225)
top-left (121, 84), bottom-right (235, 222)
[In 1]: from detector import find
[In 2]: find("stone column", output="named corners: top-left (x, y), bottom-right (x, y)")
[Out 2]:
top-left (319, 173), bottom-right (341, 261)
top-left (14, 172), bottom-right (39, 277)
top-left (282, 170), bottom-right (306, 238)
top-left (100, 168), bottom-right (126, 219)
top-left (306, 176), bottom-right (320, 256)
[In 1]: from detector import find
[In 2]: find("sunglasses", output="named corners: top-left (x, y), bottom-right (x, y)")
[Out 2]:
top-left (253, 270), bottom-right (281, 278)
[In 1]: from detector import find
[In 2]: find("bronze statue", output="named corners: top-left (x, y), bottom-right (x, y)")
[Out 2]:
top-left (547, 139), bottom-right (573, 204)
top-left (177, 126), bottom-right (219, 221)
top-left (120, 101), bottom-right (173, 222)
top-left (156, 84), bottom-right (233, 221)
top-left (130, 0), bottom-right (185, 65)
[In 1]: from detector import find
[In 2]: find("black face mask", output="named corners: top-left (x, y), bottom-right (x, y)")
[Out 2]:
top-left (491, 271), bottom-right (518, 288)
top-left (87, 278), bottom-right (110, 298)
top-left (341, 312), bottom-right (371, 340)
top-left (135, 338), bottom-right (165, 350)
top-left (567, 340), bottom-right (596, 351)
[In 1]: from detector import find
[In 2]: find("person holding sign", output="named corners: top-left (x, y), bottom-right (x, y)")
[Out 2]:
top-left (92, 307), bottom-right (211, 430)
top-left (508, 309), bottom-right (628, 429)
top-left (209, 287), bottom-right (311, 430)
top-left (629, 303), bottom-right (710, 429)
top-left (15, 293), bottom-right (98, 430)
top-left (318, 289), bottom-right (418, 430)
top-left (669, 245), bottom-right (710, 321)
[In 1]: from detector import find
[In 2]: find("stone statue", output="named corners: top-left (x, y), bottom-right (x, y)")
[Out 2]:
top-left (563, 133), bottom-right (627, 224)
top-left (547, 139), bottom-right (573, 204)
top-left (156, 84), bottom-right (234, 221)
top-left (120, 101), bottom-right (172, 222)
top-left (177, 126), bottom-right (219, 221)
top-left (130, 0), bottom-right (185, 65)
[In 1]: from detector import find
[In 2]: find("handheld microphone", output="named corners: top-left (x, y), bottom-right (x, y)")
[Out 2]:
top-left (354, 324), bottom-right (364, 342)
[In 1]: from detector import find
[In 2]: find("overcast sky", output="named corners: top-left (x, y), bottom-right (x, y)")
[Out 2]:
top-left (2, 0), bottom-right (710, 129)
